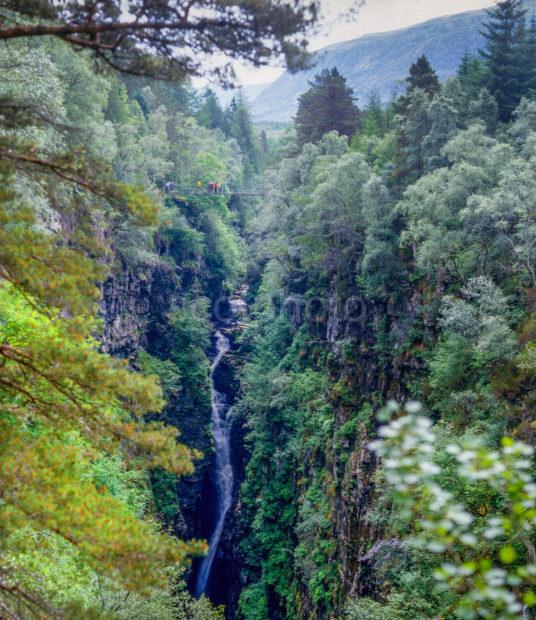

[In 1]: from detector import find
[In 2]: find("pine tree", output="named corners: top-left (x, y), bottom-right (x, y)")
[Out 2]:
top-left (455, 52), bottom-right (492, 125)
top-left (457, 52), bottom-right (491, 100)
top-left (106, 79), bottom-right (131, 124)
top-left (406, 55), bottom-right (440, 97)
top-left (196, 88), bottom-right (227, 133)
top-left (524, 15), bottom-right (536, 96)
top-left (260, 129), bottom-right (269, 157)
top-left (225, 97), bottom-right (239, 136)
top-left (259, 129), bottom-right (270, 167)
top-left (422, 95), bottom-right (458, 171)
top-left (399, 88), bottom-right (433, 180)
top-left (229, 94), bottom-right (259, 175)
top-left (362, 90), bottom-right (386, 136)
top-left (0, 0), bottom-right (317, 83)
top-left (396, 55), bottom-right (440, 116)
top-left (295, 68), bottom-right (361, 147)
top-left (469, 88), bottom-right (500, 134)
top-left (480, 0), bottom-right (527, 122)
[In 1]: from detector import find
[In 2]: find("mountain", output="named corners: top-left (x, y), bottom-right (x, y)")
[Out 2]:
top-left (213, 83), bottom-right (271, 108)
top-left (251, 2), bottom-right (535, 122)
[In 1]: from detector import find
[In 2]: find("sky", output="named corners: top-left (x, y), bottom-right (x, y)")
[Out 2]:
top-left (233, 0), bottom-right (498, 85)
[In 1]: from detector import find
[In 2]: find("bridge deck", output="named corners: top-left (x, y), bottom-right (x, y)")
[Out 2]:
top-left (171, 187), bottom-right (266, 197)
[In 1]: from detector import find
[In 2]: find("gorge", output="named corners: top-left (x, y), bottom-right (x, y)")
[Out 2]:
top-left (2, 1), bottom-right (536, 619)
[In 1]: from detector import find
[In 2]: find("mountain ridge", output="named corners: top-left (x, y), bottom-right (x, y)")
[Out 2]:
top-left (251, 1), bottom-right (536, 122)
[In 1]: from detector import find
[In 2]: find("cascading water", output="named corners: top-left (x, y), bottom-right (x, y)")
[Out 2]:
top-left (195, 330), bottom-right (233, 597)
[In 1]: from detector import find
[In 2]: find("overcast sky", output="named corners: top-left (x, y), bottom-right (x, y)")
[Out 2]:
top-left (234, 0), bottom-right (498, 85)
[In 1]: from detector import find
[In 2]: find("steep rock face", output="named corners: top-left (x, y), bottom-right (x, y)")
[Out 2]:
top-left (100, 260), bottom-right (177, 359)
top-left (100, 252), bottom-right (248, 614)
top-left (99, 257), bottom-right (213, 540)
top-left (300, 281), bottom-right (429, 616)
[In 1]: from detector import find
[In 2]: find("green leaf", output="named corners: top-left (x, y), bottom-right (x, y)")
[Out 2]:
top-left (499, 546), bottom-right (516, 564)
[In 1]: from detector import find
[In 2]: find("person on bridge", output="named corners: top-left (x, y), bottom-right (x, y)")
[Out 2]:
top-left (164, 181), bottom-right (176, 193)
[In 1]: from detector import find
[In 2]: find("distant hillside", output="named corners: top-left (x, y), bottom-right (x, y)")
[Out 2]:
top-left (251, 2), bottom-right (536, 122)
top-left (213, 83), bottom-right (270, 108)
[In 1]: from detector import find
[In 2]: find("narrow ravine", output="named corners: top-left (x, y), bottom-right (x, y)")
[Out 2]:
top-left (195, 329), bottom-right (234, 597)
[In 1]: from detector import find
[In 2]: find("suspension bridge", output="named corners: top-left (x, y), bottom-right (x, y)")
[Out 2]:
top-left (170, 186), bottom-right (266, 198)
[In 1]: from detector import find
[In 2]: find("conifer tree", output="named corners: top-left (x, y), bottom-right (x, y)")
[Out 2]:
top-left (396, 55), bottom-right (440, 116)
top-left (225, 97), bottom-right (239, 136)
top-left (406, 54), bottom-right (440, 97)
top-left (260, 130), bottom-right (269, 157)
top-left (457, 52), bottom-right (491, 101)
top-left (480, 0), bottom-right (527, 121)
top-left (469, 87), bottom-right (500, 133)
top-left (106, 79), bottom-right (132, 124)
top-left (455, 52), bottom-right (492, 125)
top-left (295, 68), bottom-right (361, 147)
top-left (229, 94), bottom-right (259, 175)
top-left (364, 91), bottom-right (386, 132)
top-left (0, 0), bottom-right (317, 83)
top-left (197, 89), bottom-right (227, 133)
top-left (0, 1), bottom-right (317, 614)
top-left (524, 16), bottom-right (536, 95)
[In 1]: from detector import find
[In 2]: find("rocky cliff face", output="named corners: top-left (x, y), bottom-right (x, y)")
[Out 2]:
top-left (202, 333), bottom-right (246, 614)
top-left (101, 260), bottom-right (177, 359)
top-left (99, 251), bottom-right (213, 539)
top-left (100, 248), bottom-right (247, 616)
top-left (298, 278), bottom-right (430, 616)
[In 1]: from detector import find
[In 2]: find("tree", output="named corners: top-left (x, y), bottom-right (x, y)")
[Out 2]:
top-left (260, 129), bottom-right (269, 155)
top-left (468, 88), bottom-right (499, 134)
top-left (360, 177), bottom-right (401, 300)
top-left (106, 79), bottom-right (132, 125)
top-left (196, 89), bottom-right (227, 133)
top-left (480, 0), bottom-right (527, 122)
top-left (229, 93), bottom-right (259, 175)
top-left (0, 2), bottom-right (297, 612)
top-left (456, 53), bottom-right (492, 125)
top-left (225, 97), bottom-right (239, 133)
top-left (421, 95), bottom-right (458, 171)
top-left (396, 54), bottom-right (440, 120)
top-left (295, 68), bottom-right (361, 147)
top-left (0, 0), bottom-right (318, 82)
top-left (524, 16), bottom-right (536, 96)
top-left (371, 401), bottom-right (536, 620)
top-left (396, 88), bottom-right (432, 182)
top-left (406, 54), bottom-right (441, 97)
top-left (301, 149), bottom-right (372, 274)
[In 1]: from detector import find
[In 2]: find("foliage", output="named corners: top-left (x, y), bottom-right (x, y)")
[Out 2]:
top-left (0, 11), bottom-right (257, 617)
top-left (295, 68), bottom-right (361, 147)
top-left (237, 15), bottom-right (536, 618)
top-left (481, 0), bottom-right (528, 122)
top-left (0, 0), bottom-right (318, 83)
top-left (370, 401), bottom-right (536, 619)
top-left (405, 54), bottom-right (440, 98)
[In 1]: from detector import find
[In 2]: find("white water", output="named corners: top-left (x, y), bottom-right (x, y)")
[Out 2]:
top-left (195, 330), bottom-right (233, 597)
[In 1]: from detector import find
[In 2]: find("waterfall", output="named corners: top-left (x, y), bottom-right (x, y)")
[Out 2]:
top-left (195, 330), bottom-right (234, 597)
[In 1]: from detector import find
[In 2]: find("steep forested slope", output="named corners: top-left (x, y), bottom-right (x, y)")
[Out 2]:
top-left (0, 32), bottom-right (256, 618)
top-left (234, 4), bottom-right (536, 618)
